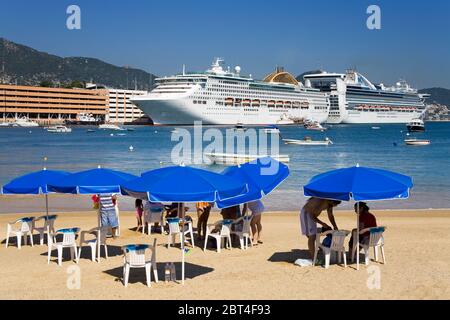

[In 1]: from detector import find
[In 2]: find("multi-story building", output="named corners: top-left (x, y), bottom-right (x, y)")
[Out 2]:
top-left (0, 84), bottom-right (108, 125)
top-left (86, 84), bottom-right (151, 124)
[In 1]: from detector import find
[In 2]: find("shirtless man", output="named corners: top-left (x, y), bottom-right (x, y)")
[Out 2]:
top-left (300, 197), bottom-right (341, 259)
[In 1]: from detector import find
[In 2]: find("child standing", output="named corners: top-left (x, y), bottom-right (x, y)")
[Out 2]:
top-left (135, 199), bottom-right (143, 232)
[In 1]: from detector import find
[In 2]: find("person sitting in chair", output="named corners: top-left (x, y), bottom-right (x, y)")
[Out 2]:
top-left (348, 202), bottom-right (377, 256)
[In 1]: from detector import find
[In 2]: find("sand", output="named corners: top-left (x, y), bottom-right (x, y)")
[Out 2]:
top-left (0, 208), bottom-right (449, 300)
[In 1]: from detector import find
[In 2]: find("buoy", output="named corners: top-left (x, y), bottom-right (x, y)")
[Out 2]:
top-left (110, 133), bottom-right (114, 136)
top-left (129, 145), bottom-right (134, 152)
top-left (154, 130), bottom-right (158, 133)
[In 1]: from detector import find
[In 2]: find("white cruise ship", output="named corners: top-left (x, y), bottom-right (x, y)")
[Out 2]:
top-left (304, 70), bottom-right (429, 124)
top-left (131, 58), bottom-right (330, 125)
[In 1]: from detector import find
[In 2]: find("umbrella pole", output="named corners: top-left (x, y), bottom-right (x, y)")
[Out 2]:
top-left (356, 201), bottom-right (360, 271)
top-left (45, 193), bottom-right (49, 217)
top-left (180, 202), bottom-right (185, 285)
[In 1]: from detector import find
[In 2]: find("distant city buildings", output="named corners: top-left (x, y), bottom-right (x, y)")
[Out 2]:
top-left (424, 103), bottom-right (449, 121)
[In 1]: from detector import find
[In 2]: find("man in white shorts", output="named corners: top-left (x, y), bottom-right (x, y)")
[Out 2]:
top-left (300, 197), bottom-right (341, 259)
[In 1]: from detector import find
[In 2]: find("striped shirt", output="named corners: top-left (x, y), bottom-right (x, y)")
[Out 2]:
top-left (99, 194), bottom-right (115, 214)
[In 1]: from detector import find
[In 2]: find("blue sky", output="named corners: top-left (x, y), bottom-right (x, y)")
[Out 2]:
top-left (1, 0), bottom-right (449, 88)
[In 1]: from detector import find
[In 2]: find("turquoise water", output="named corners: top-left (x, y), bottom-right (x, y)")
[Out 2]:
top-left (0, 123), bottom-right (449, 211)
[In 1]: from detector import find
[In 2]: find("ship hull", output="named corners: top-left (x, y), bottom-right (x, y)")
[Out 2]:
top-left (133, 97), bottom-right (329, 125)
top-left (342, 110), bottom-right (424, 124)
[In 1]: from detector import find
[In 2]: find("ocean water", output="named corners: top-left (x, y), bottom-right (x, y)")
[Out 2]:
top-left (0, 122), bottom-right (449, 212)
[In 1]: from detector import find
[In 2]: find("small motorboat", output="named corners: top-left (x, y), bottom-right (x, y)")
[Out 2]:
top-left (404, 139), bottom-right (430, 146)
top-left (99, 124), bottom-right (125, 131)
top-left (304, 120), bottom-right (326, 131)
top-left (233, 123), bottom-right (247, 131)
top-left (283, 137), bottom-right (333, 146)
top-left (371, 126), bottom-right (381, 130)
top-left (86, 129), bottom-right (96, 133)
top-left (406, 119), bottom-right (425, 132)
top-left (0, 122), bottom-right (11, 127)
top-left (14, 117), bottom-right (39, 127)
top-left (262, 125), bottom-right (280, 134)
top-left (46, 125), bottom-right (72, 133)
top-left (204, 152), bottom-right (290, 165)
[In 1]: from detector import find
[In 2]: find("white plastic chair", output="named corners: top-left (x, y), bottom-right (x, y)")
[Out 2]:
top-left (47, 228), bottom-right (80, 266)
top-left (77, 226), bottom-right (110, 263)
top-left (313, 230), bottom-right (350, 268)
top-left (352, 226), bottom-right (387, 265)
top-left (231, 216), bottom-right (253, 250)
top-left (204, 219), bottom-right (233, 253)
top-left (5, 217), bottom-right (35, 249)
top-left (143, 206), bottom-right (164, 235)
top-left (32, 215), bottom-right (57, 246)
top-left (122, 239), bottom-right (158, 287)
top-left (166, 218), bottom-right (195, 248)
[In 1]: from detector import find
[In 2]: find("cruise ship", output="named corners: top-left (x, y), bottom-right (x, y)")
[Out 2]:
top-left (303, 70), bottom-right (429, 124)
top-left (131, 58), bottom-right (330, 125)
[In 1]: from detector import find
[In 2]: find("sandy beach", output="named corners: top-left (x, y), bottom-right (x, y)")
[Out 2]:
top-left (0, 208), bottom-right (449, 300)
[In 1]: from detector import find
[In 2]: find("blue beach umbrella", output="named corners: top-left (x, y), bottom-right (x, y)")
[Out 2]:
top-left (303, 165), bottom-right (413, 269)
top-left (1, 169), bottom-right (71, 216)
top-left (121, 164), bottom-right (249, 285)
top-left (48, 167), bottom-right (137, 194)
top-left (216, 157), bottom-right (290, 208)
top-left (122, 165), bottom-right (248, 203)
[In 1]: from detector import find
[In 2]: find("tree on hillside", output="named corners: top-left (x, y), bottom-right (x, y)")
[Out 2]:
top-left (64, 80), bottom-right (85, 89)
top-left (39, 80), bottom-right (54, 87)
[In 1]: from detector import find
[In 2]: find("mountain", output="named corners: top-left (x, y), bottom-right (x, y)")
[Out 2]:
top-left (419, 87), bottom-right (450, 106)
top-left (0, 37), bottom-right (156, 90)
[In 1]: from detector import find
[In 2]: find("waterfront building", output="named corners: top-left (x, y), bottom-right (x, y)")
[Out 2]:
top-left (0, 84), bottom-right (108, 125)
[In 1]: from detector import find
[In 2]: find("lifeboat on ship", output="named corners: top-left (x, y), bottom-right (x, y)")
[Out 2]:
top-left (225, 97), bottom-right (234, 106)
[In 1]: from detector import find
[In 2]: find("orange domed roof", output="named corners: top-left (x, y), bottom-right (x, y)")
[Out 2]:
top-left (263, 67), bottom-right (299, 85)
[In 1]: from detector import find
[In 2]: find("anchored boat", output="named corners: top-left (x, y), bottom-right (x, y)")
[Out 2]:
top-left (46, 125), bottom-right (72, 133)
top-left (204, 152), bottom-right (290, 165)
top-left (404, 139), bottom-right (430, 146)
top-left (283, 137), bottom-right (333, 146)
top-left (406, 118), bottom-right (425, 132)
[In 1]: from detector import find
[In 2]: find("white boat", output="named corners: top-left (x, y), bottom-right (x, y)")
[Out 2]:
top-left (65, 112), bottom-right (100, 125)
top-left (371, 126), bottom-right (381, 130)
top-left (14, 117), bottom-right (39, 127)
top-left (406, 118), bottom-right (425, 132)
top-left (99, 124), bottom-right (125, 131)
top-left (283, 137), bottom-right (333, 146)
top-left (204, 152), bottom-right (290, 165)
top-left (304, 120), bottom-right (327, 131)
top-left (131, 58), bottom-right (330, 125)
top-left (404, 139), bottom-right (430, 146)
top-left (262, 125), bottom-right (280, 134)
top-left (0, 122), bottom-right (11, 127)
top-left (46, 125), bottom-right (72, 133)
